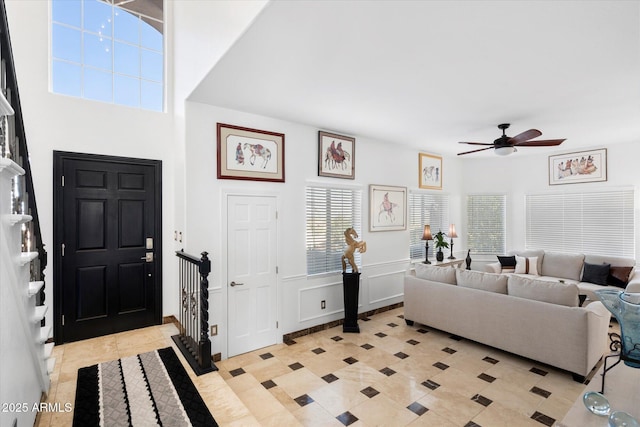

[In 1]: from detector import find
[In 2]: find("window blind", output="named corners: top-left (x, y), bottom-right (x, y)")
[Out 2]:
top-left (525, 189), bottom-right (635, 257)
top-left (306, 186), bottom-right (362, 275)
top-left (467, 194), bottom-right (506, 255)
top-left (409, 192), bottom-right (450, 260)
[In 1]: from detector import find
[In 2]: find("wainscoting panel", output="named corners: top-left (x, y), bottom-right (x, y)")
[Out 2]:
top-left (367, 269), bottom-right (405, 305)
top-left (298, 280), bottom-right (346, 322)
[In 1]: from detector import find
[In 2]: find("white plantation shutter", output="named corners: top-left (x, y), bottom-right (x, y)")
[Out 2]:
top-left (526, 189), bottom-right (635, 257)
top-left (409, 192), bottom-right (450, 260)
top-left (467, 194), bottom-right (506, 255)
top-left (306, 186), bottom-right (362, 275)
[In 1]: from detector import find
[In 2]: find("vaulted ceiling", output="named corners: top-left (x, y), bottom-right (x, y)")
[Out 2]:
top-left (189, 1), bottom-right (640, 157)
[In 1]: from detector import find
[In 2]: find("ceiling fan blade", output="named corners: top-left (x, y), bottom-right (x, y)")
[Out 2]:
top-left (458, 142), bottom-right (494, 146)
top-left (508, 129), bottom-right (542, 144)
top-left (514, 139), bottom-right (566, 147)
top-left (457, 146), bottom-right (494, 156)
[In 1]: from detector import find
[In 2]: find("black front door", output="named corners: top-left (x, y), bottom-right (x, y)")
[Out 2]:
top-left (54, 152), bottom-right (162, 343)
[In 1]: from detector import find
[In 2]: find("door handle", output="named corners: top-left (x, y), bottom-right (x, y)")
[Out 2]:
top-left (230, 281), bottom-right (244, 287)
top-left (141, 252), bottom-right (154, 262)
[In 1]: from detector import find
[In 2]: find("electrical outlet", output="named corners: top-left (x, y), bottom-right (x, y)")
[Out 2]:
top-left (321, 300), bottom-right (326, 309)
top-left (210, 324), bottom-right (218, 336)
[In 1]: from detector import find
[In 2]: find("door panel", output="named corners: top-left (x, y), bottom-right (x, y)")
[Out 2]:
top-left (228, 195), bottom-right (278, 357)
top-left (54, 152), bottom-right (162, 344)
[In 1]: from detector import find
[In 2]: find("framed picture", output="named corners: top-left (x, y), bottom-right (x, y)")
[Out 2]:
top-left (318, 131), bottom-right (355, 179)
top-left (419, 153), bottom-right (442, 190)
top-left (217, 123), bottom-right (285, 182)
top-left (369, 184), bottom-right (407, 232)
top-left (549, 148), bottom-right (607, 185)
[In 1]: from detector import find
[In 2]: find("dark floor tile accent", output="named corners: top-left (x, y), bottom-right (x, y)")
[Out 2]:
top-left (361, 317), bottom-right (371, 321)
top-left (482, 356), bottom-right (499, 364)
top-left (478, 373), bottom-right (496, 383)
top-left (531, 411), bottom-right (555, 426)
top-left (450, 335), bottom-right (463, 341)
top-left (407, 402), bottom-right (428, 416)
top-left (417, 328), bottom-right (430, 334)
top-left (530, 386), bottom-right (552, 398)
top-left (442, 347), bottom-right (457, 354)
top-left (380, 367), bottom-right (396, 376)
top-left (464, 422), bottom-right (482, 427)
top-left (343, 356), bottom-right (358, 365)
top-left (229, 368), bottom-right (246, 377)
top-left (387, 322), bottom-right (398, 327)
top-left (395, 352), bottom-right (409, 360)
top-left (322, 373), bottom-right (339, 383)
top-left (284, 339), bottom-right (297, 345)
top-left (471, 394), bottom-right (493, 407)
top-left (398, 314), bottom-right (405, 319)
top-left (289, 362), bottom-right (304, 371)
top-left (294, 394), bottom-right (314, 407)
top-left (421, 379), bottom-right (440, 390)
top-left (261, 379), bottom-right (277, 389)
top-left (336, 411), bottom-right (359, 426)
top-left (332, 336), bottom-right (344, 342)
top-left (530, 367), bottom-right (548, 376)
top-left (407, 339), bottom-right (420, 345)
top-left (375, 332), bottom-right (387, 338)
top-left (433, 361), bottom-right (449, 370)
top-left (361, 343), bottom-right (374, 350)
top-left (360, 386), bottom-right (379, 398)
top-left (260, 352), bottom-right (274, 360)
top-left (312, 347), bottom-right (326, 354)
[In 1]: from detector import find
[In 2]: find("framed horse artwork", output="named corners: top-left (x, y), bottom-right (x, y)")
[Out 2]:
top-left (217, 123), bottom-right (285, 182)
top-left (318, 131), bottom-right (355, 179)
top-left (369, 184), bottom-right (407, 232)
top-left (419, 153), bottom-right (442, 190)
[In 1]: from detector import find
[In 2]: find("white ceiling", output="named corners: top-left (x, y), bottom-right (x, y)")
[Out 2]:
top-left (189, 1), bottom-right (640, 157)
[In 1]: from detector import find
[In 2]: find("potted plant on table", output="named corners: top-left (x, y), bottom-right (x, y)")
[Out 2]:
top-left (433, 231), bottom-right (449, 262)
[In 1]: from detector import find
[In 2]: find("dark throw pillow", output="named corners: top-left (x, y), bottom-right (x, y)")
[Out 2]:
top-left (608, 266), bottom-right (634, 288)
top-left (582, 262), bottom-right (611, 286)
top-left (497, 255), bottom-right (517, 267)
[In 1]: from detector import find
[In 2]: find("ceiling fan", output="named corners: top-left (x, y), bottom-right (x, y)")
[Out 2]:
top-left (457, 123), bottom-right (565, 156)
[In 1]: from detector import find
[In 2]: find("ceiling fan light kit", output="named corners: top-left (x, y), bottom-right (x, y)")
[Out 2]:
top-left (457, 123), bottom-right (565, 156)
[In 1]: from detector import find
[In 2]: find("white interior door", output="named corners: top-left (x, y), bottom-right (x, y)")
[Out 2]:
top-left (227, 195), bottom-right (278, 357)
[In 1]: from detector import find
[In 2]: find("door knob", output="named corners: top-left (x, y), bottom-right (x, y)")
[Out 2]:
top-left (230, 281), bottom-right (244, 287)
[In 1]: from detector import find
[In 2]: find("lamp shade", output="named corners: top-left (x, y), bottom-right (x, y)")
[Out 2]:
top-left (448, 224), bottom-right (457, 238)
top-left (422, 225), bottom-right (433, 240)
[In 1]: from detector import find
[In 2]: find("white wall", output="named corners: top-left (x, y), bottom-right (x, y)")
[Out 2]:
top-left (184, 100), bottom-right (463, 357)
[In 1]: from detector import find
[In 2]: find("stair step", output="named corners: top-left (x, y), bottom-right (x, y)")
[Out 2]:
top-left (44, 342), bottom-right (54, 359)
top-left (38, 325), bottom-right (52, 344)
top-left (46, 357), bottom-right (55, 374)
top-left (4, 213), bottom-right (32, 226)
top-left (28, 281), bottom-right (44, 296)
top-left (32, 305), bottom-right (48, 323)
top-left (17, 251), bottom-right (38, 266)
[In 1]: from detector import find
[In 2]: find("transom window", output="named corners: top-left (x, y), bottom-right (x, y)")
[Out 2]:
top-left (51, 0), bottom-right (164, 111)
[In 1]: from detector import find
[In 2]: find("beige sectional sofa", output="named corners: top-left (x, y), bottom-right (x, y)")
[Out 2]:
top-left (483, 250), bottom-right (640, 301)
top-left (404, 264), bottom-right (612, 379)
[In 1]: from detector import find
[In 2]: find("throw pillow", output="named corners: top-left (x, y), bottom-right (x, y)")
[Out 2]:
top-left (414, 263), bottom-right (457, 285)
top-left (608, 265), bottom-right (634, 288)
top-left (514, 256), bottom-right (539, 275)
top-left (497, 255), bottom-right (516, 273)
top-left (582, 262), bottom-right (611, 286)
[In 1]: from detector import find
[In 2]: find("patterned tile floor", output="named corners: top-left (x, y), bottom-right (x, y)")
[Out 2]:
top-left (38, 307), bottom-right (598, 426)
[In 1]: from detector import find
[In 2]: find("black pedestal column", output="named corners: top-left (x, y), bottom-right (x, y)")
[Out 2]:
top-left (342, 272), bottom-right (361, 333)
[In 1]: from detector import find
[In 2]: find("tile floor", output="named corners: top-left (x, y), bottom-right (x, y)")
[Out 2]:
top-left (37, 307), bottom-right (598, 426)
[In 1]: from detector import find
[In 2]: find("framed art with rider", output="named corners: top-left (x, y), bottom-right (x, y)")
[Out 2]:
top-left (318, 131), bottom-right (355, 179)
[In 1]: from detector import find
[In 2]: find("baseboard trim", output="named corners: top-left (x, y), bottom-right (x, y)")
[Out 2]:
top-left (283, 302), bottom-right (404, 343)
top-left (163, 315), bottom-right (181, 330)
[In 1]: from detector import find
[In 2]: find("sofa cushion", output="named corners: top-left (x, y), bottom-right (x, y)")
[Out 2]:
top-left (514, 256), bottom-right (539, 275)
top-left (582, 262), bottom-right (611, 286)
top-left (541, 252), bottom-right (585, 281)
top-left (608, 266), bottom-right (634, 288)
top-left (508, 275), bottom-right (579, 307)
top-left (456, 269), bottom-right (508, 294)
top-left (510, 250), bottom-right (544, 274)
top-left (415, 263), bottom-right (456, 285)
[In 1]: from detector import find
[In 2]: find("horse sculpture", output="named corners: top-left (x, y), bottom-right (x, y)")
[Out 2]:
top-left (243, 143), bottom-right (272, 168)
top-left (341, 227), bottom-right (367, 273)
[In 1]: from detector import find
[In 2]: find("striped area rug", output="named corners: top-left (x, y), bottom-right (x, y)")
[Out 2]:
top-left (73, 347), bottom-right (217, 427)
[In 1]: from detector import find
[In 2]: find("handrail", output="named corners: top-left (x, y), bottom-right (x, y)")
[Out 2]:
top-left (172, 250), bottom-right (217, 375)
